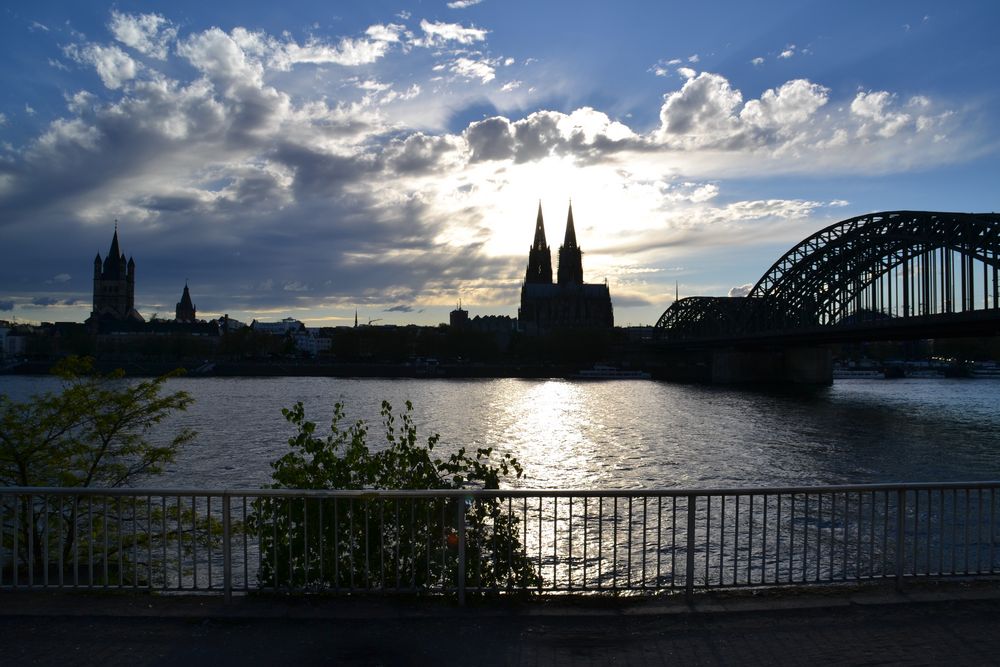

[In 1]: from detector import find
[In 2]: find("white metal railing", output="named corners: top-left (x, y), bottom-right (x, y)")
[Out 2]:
top-left (2, 483), bottom-right (999, 603)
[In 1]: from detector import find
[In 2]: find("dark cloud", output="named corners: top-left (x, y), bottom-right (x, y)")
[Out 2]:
top-left (0, 300), bottom-right (14, 311)
top-left (464, 116), bottom-right (515, 162)
top-left (384, 304), bottom-right (414, 312)
top-left (32, 296), bottom-right (60, 306)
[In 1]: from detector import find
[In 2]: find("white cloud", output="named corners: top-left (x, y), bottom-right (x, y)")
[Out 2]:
top-left (751, 57), bottom-right (764, 66)
top-left (109, 11), bottom-right (178, 60)
top-left (414, 19), bottom-right (488, 47)
top-left (851, 91), bottom-right (911, 138)
top-left (0, 113), bottom-right (6, 126)
top-left (500, 80), bottom-right (522, 92)
top-left (503, 57), bottom-right (514, 66)
top-left (450, 57), bottom-right (495, 83)
top-left (740, 79), bottom-right (829, 128)
top-left (25, 104), bottom-right (36, 116)
top-left (778, 44), bottom-right (796, 59)
top-left (728, 283), bottom-right (754, 297)
top-left (677, 67), bottom-right (696, 79)
top-left (63, 43), bottom-right (140, 89)
top-left (688, 54), bottom-right (700, 63)
top-left (447, 0), bottom-right (484, 7)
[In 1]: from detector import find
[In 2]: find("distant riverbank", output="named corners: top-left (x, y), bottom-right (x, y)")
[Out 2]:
top-left (3, 359), bottom-right (589, 380)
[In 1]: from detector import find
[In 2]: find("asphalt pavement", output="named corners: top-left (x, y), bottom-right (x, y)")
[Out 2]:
top-left (3, 582), bottom-right (1000, 666)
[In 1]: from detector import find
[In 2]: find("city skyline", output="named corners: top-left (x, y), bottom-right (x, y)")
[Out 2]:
top-left (1, 1), bottom-right (999, 327)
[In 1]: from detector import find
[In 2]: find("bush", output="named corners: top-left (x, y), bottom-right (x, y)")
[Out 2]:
top-left (250, 400), bottom-right (539, 593)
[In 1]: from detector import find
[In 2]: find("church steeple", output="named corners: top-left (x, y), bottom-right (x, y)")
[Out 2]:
top-left (175, 281), bottom-right (196, 322)
top-left (525, 202), bottom-right (553, 284)
top-left (557, 202), bottom-right (583, 285)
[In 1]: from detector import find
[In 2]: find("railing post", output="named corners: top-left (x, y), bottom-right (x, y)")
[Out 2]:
top-left (686, 494), bottom-right (697, 601)
top-left (895, 489), bottom-right (906, 591)
top-left (456, 495), bottom-right (467, 606)
top-left (222, 493), bottom-right (232, 603)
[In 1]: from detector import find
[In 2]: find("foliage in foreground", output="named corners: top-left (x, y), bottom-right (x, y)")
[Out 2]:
top-left (1, 356), bottom-right (200, 578)
top-left (250, 400), bottom-right (539, 593)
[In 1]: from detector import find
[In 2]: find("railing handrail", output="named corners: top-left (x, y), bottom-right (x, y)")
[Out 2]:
top-left (3, 480), bottom-right (1000, 498)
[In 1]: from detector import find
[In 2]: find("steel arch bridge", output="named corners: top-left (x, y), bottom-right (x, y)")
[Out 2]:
top-left (655, 211), bottom-right (1000, 343)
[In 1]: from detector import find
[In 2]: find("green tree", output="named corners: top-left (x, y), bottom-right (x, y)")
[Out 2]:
top-left (250, 400), bottom-right (539, 594)
top-left (0, 356), bottom-right (194, 488)
top-left (1, 356), bottom-right (197, 580)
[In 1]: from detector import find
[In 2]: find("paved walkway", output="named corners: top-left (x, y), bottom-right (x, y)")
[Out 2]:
top-left (3, 584), bottom-right (1000, 665)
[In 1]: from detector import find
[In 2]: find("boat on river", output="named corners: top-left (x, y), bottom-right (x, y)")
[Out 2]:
top-left (570, 364), bottom-right (652, 380)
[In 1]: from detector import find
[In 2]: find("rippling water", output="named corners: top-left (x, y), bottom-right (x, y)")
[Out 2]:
top-left (3, 376), bottom-right (1000, 489)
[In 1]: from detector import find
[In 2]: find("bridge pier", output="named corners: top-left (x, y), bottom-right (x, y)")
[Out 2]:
top-left (710, 346), bottom-right (832, 385)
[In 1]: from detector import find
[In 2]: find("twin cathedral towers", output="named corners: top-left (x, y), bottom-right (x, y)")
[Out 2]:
top-left (518, 203), bottom-right (614, 333)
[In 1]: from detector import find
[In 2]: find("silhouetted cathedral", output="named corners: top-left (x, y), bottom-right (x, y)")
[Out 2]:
top-left (175, 283), bottom-right (197, 322)
top-left (88, 226), bottom-right (144, 324)
top-left (518, 203), bottom-right (613, 334)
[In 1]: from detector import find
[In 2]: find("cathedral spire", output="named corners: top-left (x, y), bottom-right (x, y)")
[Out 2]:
top-left (557, 202), bottom-right (583, 285)
top-left (563, 200), bottom-right (578, 248)
top-left (531, 201), bottom-right (547, 250)
top-left (525, 202), bottom-right (553, 284)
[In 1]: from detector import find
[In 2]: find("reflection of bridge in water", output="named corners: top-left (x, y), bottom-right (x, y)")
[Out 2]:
top-left (651, 211), bottom-right (1000, 383)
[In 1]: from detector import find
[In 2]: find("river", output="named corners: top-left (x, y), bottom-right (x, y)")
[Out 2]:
top-left (3, 376), bottom-right (1000, 489)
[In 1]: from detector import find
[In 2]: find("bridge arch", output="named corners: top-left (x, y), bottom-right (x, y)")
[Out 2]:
top-left (656, 211), bottom-right (1000, 340)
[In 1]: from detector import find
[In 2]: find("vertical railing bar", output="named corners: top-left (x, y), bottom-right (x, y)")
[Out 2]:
top-left (719, 495), bottom-right (725, 586)
top-left (746, 495), bottom-right (754, 585)
top-left (335, 498), bottom-right (342, 593)
top-left (537, 497), bottom-right (543, 592)
top-left (626, 497), bottom-right (632, 590)
top-left (146, 496), bottom-right (152, 591)
top-left (475, 498), bottom-right (483, 593)
top-left (882, 492), bottom-right (889, 579)
top-left (671, 496), bottom-right (678, 589)
top-left (131, 495), bottom-right (138, 589)
top-left (364, 499), bottom-right (371, 591)
top-left (581, 496), bottom-right (590, 590)
top-left (802, 494), bottom-right (808, 584)
top-left (189, 496), bottom-right (197, 590)
top-left (117, 497), bottom-right (124, 588)
top-left (27, 494), bottom-right (34, 589)
top-left (925, 490), bottom-right (932, 576)
top-left (568, 496), bottom-right (574, 590)
top-left (964, 488), bottom-right (970, 574)
top-left (318, 498), bottom-right (324, 587)
top-left (937, 490), bottom-right (945, 576)
top-left (762, 494), bottom-right (768, 585)
top-left (789, 493), bottom-right (795, 584)
top-left (704, 495), bottom-right (711, 586)
top-left (222, 494), bottom-right (232, 602)
top-left (58, 496), bottom-right (65, 588)
top-left (598, 497), bottom-right (603, 590)
top-left (733, 494), bottom-right (739, 586)
top-left (815, 494), bottom-right (822, 583)
top-left (991, 488), bottom-right (997, 574)
top-left (869, 491), bottom-right (876, 580)
top-left (951, 488), bottom-right (957, 575)
top-left (977, 488), bottom-right (984, 574)
top-left (856, 491), bottom-right (863, 580)
top-left (378, 499), bottom-right (384, 592)
top-left (271, 498), bottom-right (278, 592)
top-left (613, 496), bottom-right (619, 592)
top-left (912, 490), bottom-right (919, 577)
top-left (393, 498), bottom-right (400, 592)
top-left (656, 496), bottom-right (662, 589)
top-left (456, 494), bottom-right (466, 605)
top-left (554, 497), bottom-right (559, 590)
top-left (176, 496), bottom-right (182, 590)
top-left (775, 494), bottom-right (782, 584)
top-left (89, 496), bottom-right (95, 589)
top-left (302, 497), bottom-right (309, 589)
top-left (14, 494), bottom-right (20, 589)
top-left (842, 492), bottom-right (849, 582)
top-left (42, 495), bottom-right (49, 589)
top-left (895, 489), bottom-right (906, 590)
top-left (640, 496), bottom-right (648, 589)
top-left (241, 497), bottom-right (248, 592)
top-left (101, 496), bottom-right (108, 589)
top-left (685, 494), bottom-right (696, 598)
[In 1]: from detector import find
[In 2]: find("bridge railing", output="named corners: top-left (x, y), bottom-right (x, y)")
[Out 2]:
top-left (2, 482), bottom-right (998, 601)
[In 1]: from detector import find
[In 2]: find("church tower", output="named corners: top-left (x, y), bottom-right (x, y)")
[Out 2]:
top-left (90, 225), bottom-right (143, 323)
top-left (557, 202), bottom-right (583, 285)
top-left (524, 202), bottom-right (553, 284)
top-left (175, 283), bottom-right (197, 322)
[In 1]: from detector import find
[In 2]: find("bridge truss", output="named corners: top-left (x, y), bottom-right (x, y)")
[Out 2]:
top-left (655, 211), bottom-right (1000, 342)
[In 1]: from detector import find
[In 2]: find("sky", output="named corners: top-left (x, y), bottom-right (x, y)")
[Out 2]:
top-left (1, 0), bottom-right (999, 327)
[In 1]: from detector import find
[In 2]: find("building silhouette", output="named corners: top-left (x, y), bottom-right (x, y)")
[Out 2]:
top-left (175, 283), bottom-right (197, 322)
top-left (518, 203), bottom-right (613, 334)
top-left (88, 226), bottom-right (143, 325)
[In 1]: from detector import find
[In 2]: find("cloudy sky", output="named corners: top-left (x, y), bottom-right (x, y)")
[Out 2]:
top-left (1, 1), bottom-right (998, 327)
